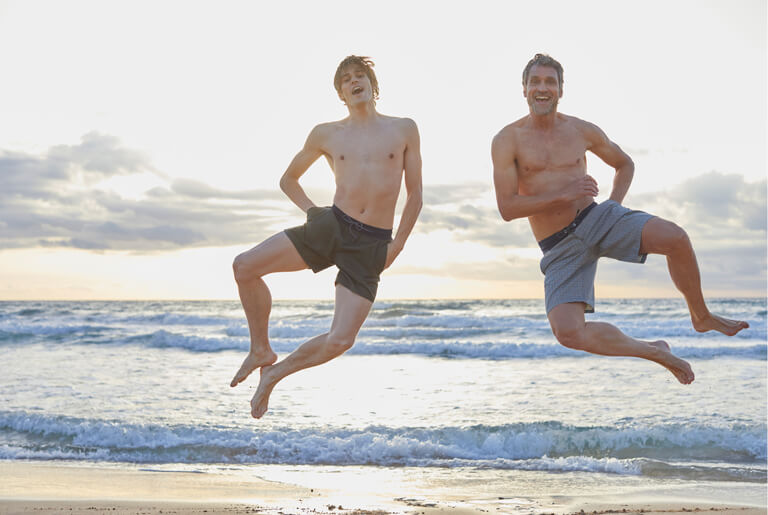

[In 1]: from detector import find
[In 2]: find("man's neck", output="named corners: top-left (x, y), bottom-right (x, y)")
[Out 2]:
top-left (529, 110), bottom-right (558, 130)
top-left (346, 101), bottom-right (378, 122)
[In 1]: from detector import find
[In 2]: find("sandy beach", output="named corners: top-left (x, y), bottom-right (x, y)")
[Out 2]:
top-left (1, 461), bottom-right (764, 515)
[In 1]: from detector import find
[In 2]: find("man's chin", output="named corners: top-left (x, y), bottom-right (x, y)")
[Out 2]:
top-left (531, 104), bottom-right (555, 116)
top-left (347, 96), bottom-right (372, 107)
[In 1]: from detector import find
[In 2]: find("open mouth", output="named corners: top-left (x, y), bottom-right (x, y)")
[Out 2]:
top-left (535, 95), bottom-right (551, 102)
top-left (352, 86), bottom-right (364, 94)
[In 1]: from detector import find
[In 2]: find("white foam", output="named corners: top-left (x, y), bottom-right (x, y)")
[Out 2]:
top-left (2, 412), bottom-right (764, 469)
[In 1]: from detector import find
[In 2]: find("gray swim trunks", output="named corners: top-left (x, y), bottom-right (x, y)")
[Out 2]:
top-left (539, 200), bottom-right (654, 314)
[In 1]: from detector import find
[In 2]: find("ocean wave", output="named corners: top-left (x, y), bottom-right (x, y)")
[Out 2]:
top-left (137, 330), bottom-right (248, 352)
top-left (4, 325), bottom-right (765, 361)
top-left (0, 323), bottom-right (113, 340)
top-left (0, 412), bottom-right (764, 478)
top-left (105, 332), bottom-right (768, 360)
top-left (2, 299), bottom-right (765, 348)
top-left (16, 308), bottom-right (45, 317)
top-left (231, 322), bottom-right (742, 342)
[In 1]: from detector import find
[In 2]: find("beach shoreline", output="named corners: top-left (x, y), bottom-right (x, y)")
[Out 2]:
top-left (3, 299), bottom-right (765, 515)
top-left (0, 500), bottom-right (765, 515)
top-left (1, 461), bottom-right (764, 515)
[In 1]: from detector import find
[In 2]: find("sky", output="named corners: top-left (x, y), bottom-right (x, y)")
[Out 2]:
top-left (0, 0), bottom-right (765, 300)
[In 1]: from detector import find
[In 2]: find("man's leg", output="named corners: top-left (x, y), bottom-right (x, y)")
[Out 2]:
top-left (250, 284), bottom-right (373, 418)
top-left (549, 302), bottom-right (695, 384)
top-left (639, 218), bottom-right (748, 336)
top-left (230, 232), bottom-right (309, 387)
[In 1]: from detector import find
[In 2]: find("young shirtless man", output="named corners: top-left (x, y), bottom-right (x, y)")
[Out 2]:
top-left (231, 55), bottom-right (422, 418)
top-left (492, 53), bottom-right (748, 384)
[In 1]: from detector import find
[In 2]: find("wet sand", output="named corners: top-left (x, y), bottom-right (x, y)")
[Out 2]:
top-left (0, 461), bottom-right (764, 514)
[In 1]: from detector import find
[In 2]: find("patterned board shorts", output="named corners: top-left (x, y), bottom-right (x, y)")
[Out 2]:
top-left (284, 205), bottom-right (391, 302)
top-left (539, 200), bottom-right (654, 314)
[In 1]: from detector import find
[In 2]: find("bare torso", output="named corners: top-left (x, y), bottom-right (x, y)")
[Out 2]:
top-left (317, 115), bottom-right (410, 229)
top-left (499, 114), bottom-right (596, 240)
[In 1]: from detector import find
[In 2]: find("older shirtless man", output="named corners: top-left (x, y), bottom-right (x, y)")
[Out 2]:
top-left (231, 55), bottom-right (422, 418)
top-left (492, 54), bottom-right (748, 384)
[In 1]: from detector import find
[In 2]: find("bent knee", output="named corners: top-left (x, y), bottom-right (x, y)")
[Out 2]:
top-left (232, 253), bottom-right (258, 284)
top-left (553, 325), bottom-right (588, 351)
top-left (646, 220), bottom-right (691, 255)
top-left (326, 334), bottom-right (356, 355)
top-left (662, 221), bottom-right (689, 250)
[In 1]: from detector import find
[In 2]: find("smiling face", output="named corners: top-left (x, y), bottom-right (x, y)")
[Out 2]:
top-left (333, 55), bottom-right (379, 107)
top-left (337, 64), bottom-right (373, 106)
top-left (524, 64), bottom-right (563, 116)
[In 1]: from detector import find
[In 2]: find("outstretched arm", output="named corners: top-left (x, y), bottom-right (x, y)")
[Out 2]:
top-left (492, 130), bottom-right (597, 221)
top-left (585, 123), bottom-right (634, 204)
top-left (386, 119), bottom-right (423, 268)
top-left (279, 125), bottom-right (327, 213)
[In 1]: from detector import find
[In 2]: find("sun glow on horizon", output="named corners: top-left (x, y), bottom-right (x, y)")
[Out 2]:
top-left (0, 0), bottom-right (764, 301)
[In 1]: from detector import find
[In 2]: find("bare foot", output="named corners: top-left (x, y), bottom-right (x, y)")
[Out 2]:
top-left (250, 365), bottom-right (278, 419)
top-left (230, 349), bottom-right (277, 387)
top-left (655, 346), bottom-right (695, 385)
top-left (692, 313), bottom-right (749, 336)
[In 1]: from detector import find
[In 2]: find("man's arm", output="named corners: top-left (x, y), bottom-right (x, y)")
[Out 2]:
top-left (492, 130), bottom-right (597, 221)
top-left (584, 122), bottom-right (634, 204)
top-left (386, 119), bottom-right (423, 268)
top-left (279, 125), bottom-right (327, 213)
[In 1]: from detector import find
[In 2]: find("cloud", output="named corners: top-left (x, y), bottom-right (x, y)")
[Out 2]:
top-left (422, 183), bottom-right (489, 206)
top-left (630, 171), bottom-right (767, 243)
top-left (407, 172), bottom-right (766, 293)
top-left (596, 243), bottom-right (767, 294)
top-left (0, 133), bottom-right (158, 201)
top-left (46, 132), bottom-right (156, 178)
top-left (1, 128), bottom-right (764, 298)
top-left (397, 255), bottom-right (539, 282)
top-left (169, 178), bottom-right (284, 201)
top-left (417, 188), bottom-right (535, 248)
top-left (0, 133), bottom-right (296, 251)
top-left (418, 171), bottom-right (766, 250)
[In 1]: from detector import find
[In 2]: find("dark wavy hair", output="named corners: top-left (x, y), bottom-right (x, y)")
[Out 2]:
top-left (334, 55), bottom-right (379, 102)
top-left (522, 53), bottom-right (564, 89)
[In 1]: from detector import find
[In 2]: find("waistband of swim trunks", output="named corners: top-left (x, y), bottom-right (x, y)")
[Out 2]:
top-left (331, 205), bottom-right (393, 241)
top-left (537, 201), bottom-right (597, 253)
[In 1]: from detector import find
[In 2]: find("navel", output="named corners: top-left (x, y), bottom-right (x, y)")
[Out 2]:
top-left (340, 155), bottom-right (344, 160)
top-left (389, 153), bottom-right (394, 159)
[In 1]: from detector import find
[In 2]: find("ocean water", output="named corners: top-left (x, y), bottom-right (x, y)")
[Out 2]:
top-left (1, 298), bottom-right (766, 505)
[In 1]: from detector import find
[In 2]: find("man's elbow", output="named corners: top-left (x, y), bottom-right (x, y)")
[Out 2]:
top-left (408, 185), bottom-right (423, 212)
top-left (279, 174), bottom-right (291, 193)
top-left (499, 209), bottom-right (516, 222)
top-left (414, 190), bottom-right (423, 213)
top-left (619, 156), bottom-right (635, 175)
top-left (497, 202), bottom-right (517, 222)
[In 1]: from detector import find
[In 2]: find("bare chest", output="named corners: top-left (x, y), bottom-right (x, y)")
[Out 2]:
top-left (326, 130), bottom-right (405, 170)
top-left (324, 127), bottom-right (406, 191)
top-left (515, 129), bottom-right (588, 177)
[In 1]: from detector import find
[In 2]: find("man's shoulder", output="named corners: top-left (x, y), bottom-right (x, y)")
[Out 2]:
top-left (312, 119), bottom-right (345, 132)
top-left (306, 120), bottom-right (349, 144)
top-left (379, 114), bottom-right (418, 131)
top-left (494, 116), bottom-right (529, 145)
top-left (558, 113), bottom-right (602, 133)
